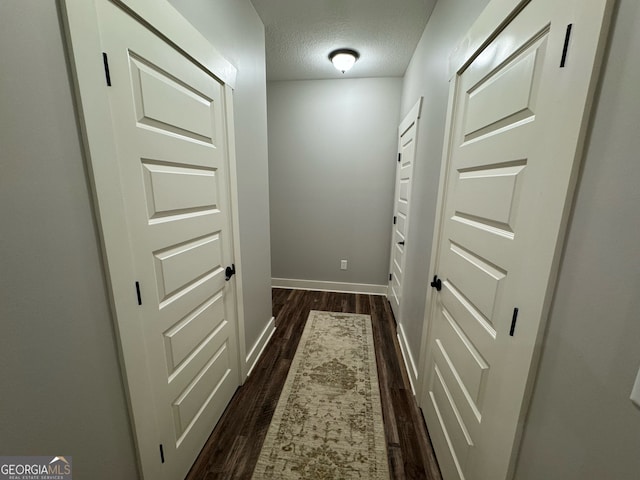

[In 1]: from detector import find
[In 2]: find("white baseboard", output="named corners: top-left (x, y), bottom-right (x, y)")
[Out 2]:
top-left (245, 316), bottom-right (276, 377)
top-left (397, 323), bottom-right (418, 395)
top-left (272, 278), bottom-right (387, 296)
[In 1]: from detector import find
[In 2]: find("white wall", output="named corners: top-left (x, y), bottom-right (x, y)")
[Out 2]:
top-left (0, 1), bottom-right (138, 478)
top-left (168, 0), bottom-right (273, 360)
top-left (402, 0), bottom-right (640, 478)
top-left (399, 0), bottom-right (491, 378)
top-left (515, 0), bottom-right (640, 476)
top-left (268, 78), bottom-right (402, 289)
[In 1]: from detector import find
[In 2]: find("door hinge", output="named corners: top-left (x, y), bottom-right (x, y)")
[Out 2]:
top-left (135, 281), bottom-right (142, 306)
top-left (159, 444), bottom-right (165, 464)
top-left (393, 215), bottom-right (397, 225)
top-left (509, 307), bottom-right (519, 336)
top-left (389, 273), bottom-right (392, 281)
top-left (397, 153), bottom-right (401, 163)
top-left (102, 52), bottom-right (112, 86)
top-left (560, 24), bottom-right (572, 68)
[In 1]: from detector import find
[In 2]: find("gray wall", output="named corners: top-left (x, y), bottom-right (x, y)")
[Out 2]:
top-left (399, 0), bottom-right (491, 376)
top-left (168, 0), bottom-right (273, 355)
top-left (401, 0), bottom-right (640, 478)
top-left (515, 0), bottom-right (640, 477)
top-left (0, 1), bottom-right (138, 478)
top-left (268, 78), bottom-right (402, 287)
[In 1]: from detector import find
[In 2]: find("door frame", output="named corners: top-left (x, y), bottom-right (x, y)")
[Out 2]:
top-left (416, 0), bottom-right (613, 475)
top-left (387, 96), bottom-right (422, 392)
top-left (61, 0), bottom-right (246, 477)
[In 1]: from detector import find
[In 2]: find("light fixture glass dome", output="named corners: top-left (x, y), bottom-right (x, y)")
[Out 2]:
top-left (329, 49), bottom-right (360, 73)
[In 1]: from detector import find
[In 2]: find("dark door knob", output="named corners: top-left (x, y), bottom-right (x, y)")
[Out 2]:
top-left (430, 275), bottom-right (442, 291)
top-left (398, 241), bottom-right (405, 245)
top-left (225, 264), bottom-right (236, 281)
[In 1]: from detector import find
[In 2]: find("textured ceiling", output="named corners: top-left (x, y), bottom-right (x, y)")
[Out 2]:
top-left (250, 0), bottom-right (436, 81)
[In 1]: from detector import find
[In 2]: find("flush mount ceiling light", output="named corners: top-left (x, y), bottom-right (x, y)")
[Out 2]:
top-left (329, 48), bottom-right (360, 73)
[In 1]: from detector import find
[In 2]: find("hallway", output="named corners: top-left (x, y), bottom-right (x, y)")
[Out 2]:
top-left (186, 289), bottom-right (442, 479)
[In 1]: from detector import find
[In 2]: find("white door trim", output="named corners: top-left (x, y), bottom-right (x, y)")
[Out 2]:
top-left (61, 1), bottom-right (244, 478)
top-left (447, 0), bottom-right (534, 80)
top-left (387, 97), bottom-right (422, 391)
top-left (387, 98), bottom-right (422, 304)
top-left (222, 86), bottom-right (249, 378)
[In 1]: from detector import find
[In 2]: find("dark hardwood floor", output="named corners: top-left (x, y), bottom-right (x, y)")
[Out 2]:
top-left (186, 289), bottom-right (442, 479)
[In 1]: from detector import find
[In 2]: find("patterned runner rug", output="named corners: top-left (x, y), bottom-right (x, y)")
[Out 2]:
top-left (252, 310), bottom-right (390, 479)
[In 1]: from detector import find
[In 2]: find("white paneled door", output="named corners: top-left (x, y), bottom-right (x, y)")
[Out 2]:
top-left (64, 1), bottom-right (241, 479)
top-left (388, 99), bottom-right (422, 321)
top-left (420, 0), bottom-right (612, 479)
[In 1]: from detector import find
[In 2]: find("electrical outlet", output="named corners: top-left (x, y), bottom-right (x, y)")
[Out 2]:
top-left (340, 260), bottom-right (348, 270)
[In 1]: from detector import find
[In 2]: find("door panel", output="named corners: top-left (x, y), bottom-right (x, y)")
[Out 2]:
top-left (432, 361), bottom-right (473, 467)
top-left (421, 1), bottom-right (611, 479)
top-left (163, 293), bottom-right (225, 373)
top-left (437, 308), bottom-right (489, 410)
top-left (446, 241), bottom-right (506, 322)
top-left (129, 53), bottom-right (217, 143)
top-left (141, 161), bottom-right (218, 219)
top-left (454, 162), bottom-right (526, 228)
top-left (463, 37), bottom-right (543, 139)
top-left (153, 233), bottom-right (222, 301)
top-left (172, 341), bottom-right (231, 439)
top-left (96, 2), bottom-right (240, 479)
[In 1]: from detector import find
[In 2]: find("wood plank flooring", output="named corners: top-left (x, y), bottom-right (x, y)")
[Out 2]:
top-left (186, 289), bottom-right (442, 479)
